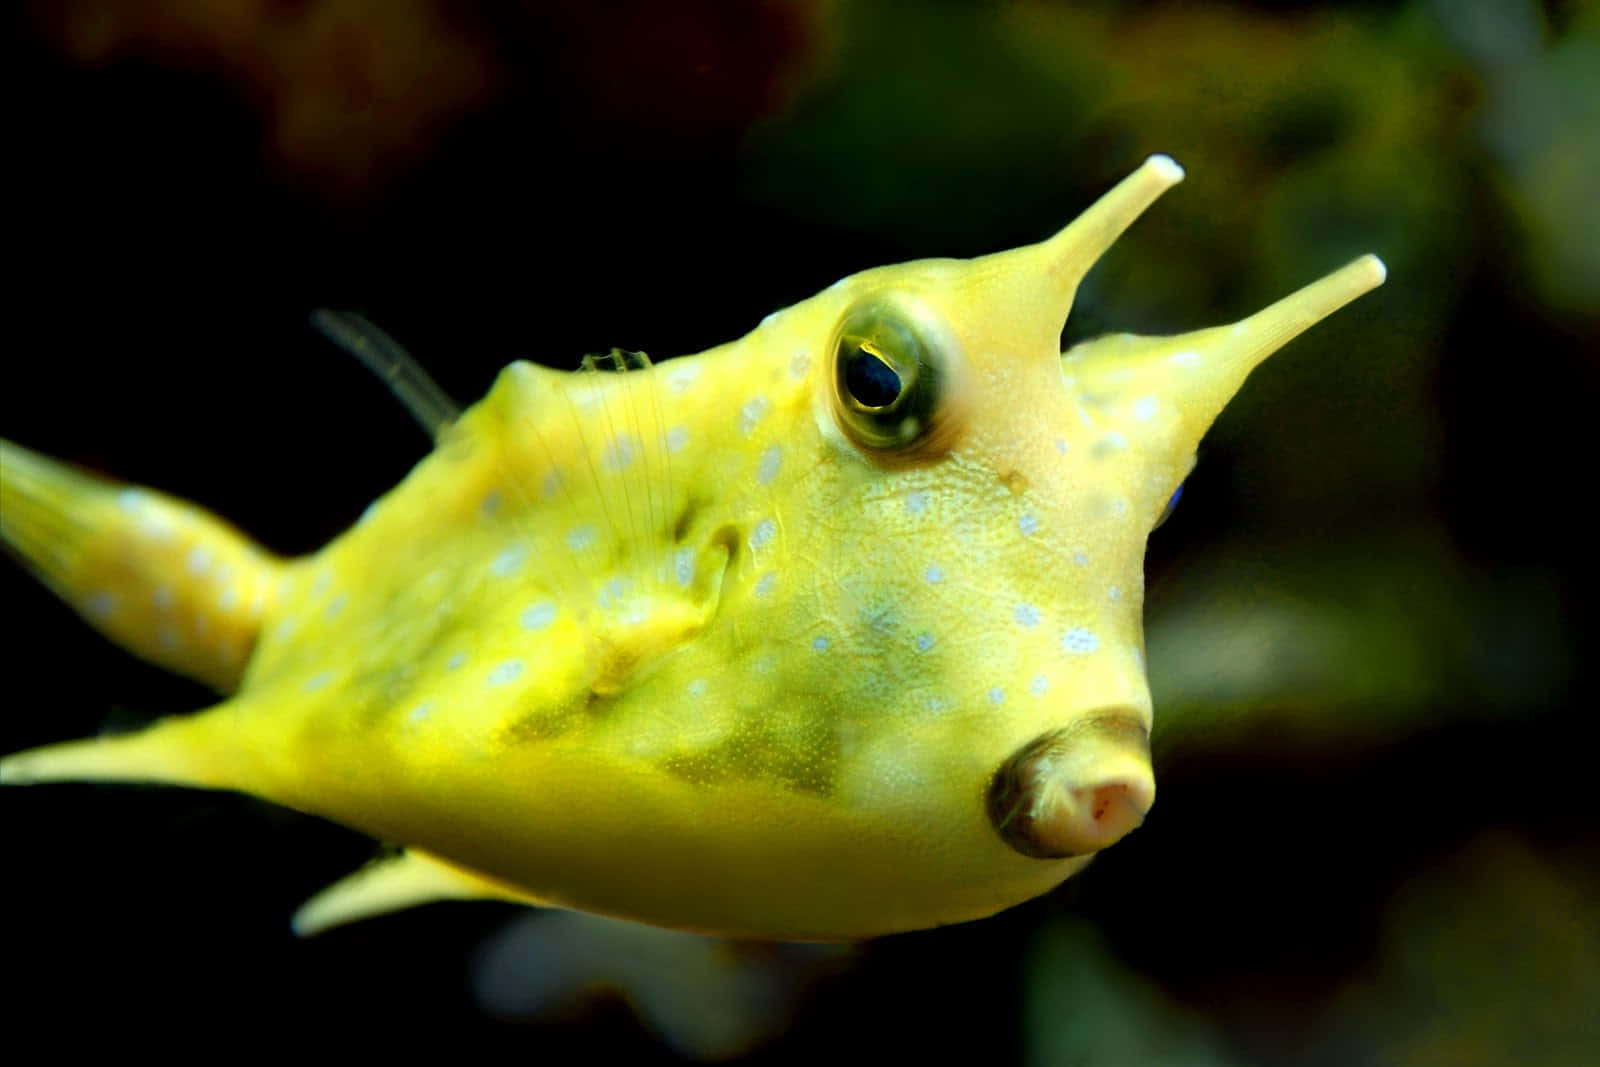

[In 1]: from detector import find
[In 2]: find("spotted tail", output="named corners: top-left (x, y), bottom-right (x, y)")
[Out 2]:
top-left (0, 439), bottom-right (284, 693)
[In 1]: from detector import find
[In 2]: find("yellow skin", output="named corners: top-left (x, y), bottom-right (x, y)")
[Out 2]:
top-left (0, 157), bottom-right (1384, 939)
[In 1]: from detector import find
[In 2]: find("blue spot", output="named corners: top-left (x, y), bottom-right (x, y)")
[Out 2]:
top-left (905, 490), bottom-right (928, 515)
top-left (750, 518), bottom-right (777, 551)
top-left (1061, 628), bottom-right (1100, 654)
top-left (758, 445), bottom-right (782, 485)
top-left (924, 564), bottom-right (945, 584)
top-left (915, 632), bottom-right (935, 652)
top-left (988, 687), bottom-right (1006, 705)
top-left (521, 601), bottom-right (557, 631)
top-left (1029, 674), bottom-right (1049, 697)
top-left (490, 545), bottom-right (527, 577)
top-left (304, 671), bottom-right (334, 693)
top-left (447, 651), bottom-right (467, 671)
top-left (755, 572), bottom-right (777, 597)
top-left (1014, 603), bottom-right (1041, 627)
top-left (811, 636), bottom-right (831, 652)
top-left (666, 426), bottom-right (689, 452)
top-left (487, 660), bottom-right (525, 686)
top-left (687, 678), bottom-right (708, 697)
top-left (566, 525), bottom-right (597, 552)
top-left (1018, 514), bottom-right (1039, 535)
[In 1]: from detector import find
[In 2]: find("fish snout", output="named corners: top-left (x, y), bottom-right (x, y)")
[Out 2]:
top-left (986, 712), bottom-right (1154, 859)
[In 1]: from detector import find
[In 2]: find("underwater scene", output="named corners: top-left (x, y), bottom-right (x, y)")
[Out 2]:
top-left (4, 1), bottom-right (1595, 1062)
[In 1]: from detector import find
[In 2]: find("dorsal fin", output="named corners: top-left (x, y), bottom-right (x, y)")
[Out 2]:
top-left (310, 309), bottom-right (461, 440)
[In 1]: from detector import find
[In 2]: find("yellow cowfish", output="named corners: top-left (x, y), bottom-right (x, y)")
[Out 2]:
top-left (0, 157), bottom-right (1384, 939)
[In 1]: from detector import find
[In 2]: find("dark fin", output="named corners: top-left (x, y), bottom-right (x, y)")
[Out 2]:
top-left (310, 309), bottom-right (461, 440)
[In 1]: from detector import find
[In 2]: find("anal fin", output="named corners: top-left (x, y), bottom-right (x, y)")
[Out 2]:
top-left (291, 848), bottom-right (549, 937)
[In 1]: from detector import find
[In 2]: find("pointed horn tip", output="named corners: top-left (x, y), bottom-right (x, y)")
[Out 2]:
top-left (1358, 253), bottom-right (1388, 287)
top-left (1144, 154), bottom-right (1185, 185)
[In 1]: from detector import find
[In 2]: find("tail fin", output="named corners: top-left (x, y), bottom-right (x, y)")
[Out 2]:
top-left (0, 439), bottom-right (284, 692)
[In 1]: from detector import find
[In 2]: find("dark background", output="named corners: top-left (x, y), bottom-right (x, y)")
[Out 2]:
top-left (4, 2), bottom-right (1595, 1062)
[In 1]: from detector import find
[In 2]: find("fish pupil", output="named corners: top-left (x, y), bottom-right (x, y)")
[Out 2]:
top-left (843, 343), bottom-right (902, 408)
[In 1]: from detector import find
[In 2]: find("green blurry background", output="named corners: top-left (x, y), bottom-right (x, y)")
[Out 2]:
top-left (3, 1), bottom-right (1595, 1062)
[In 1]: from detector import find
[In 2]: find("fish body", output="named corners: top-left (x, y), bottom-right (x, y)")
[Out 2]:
top-left (0, 157), bottom-right (1385, 938)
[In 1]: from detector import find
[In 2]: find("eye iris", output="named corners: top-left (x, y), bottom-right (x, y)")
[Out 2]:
top-left (843, 344), bottom-right (902, 408)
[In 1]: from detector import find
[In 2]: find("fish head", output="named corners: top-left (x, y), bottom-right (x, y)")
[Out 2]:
top-left (742, 156), bottom-right (1384, 866)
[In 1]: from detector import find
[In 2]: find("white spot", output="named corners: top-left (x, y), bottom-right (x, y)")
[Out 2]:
top-left (811, 635), bottom-right (831, 652)
top-left (1062, 628), bottom-right (1100, 654)
top-left (324, 594), bottom-right (347, 621)
top-left (490, 544), bottom-right (527, 578)
top-left (924, 564), bottom-right (945, 584)
top-left (1094, 432), bottom-right (1128, 456)
top-left (1078, 407), bottom-right (1095, 429)
top-left (85, 592), bottom-right (116, 620)
top-left (521, 601), bottom-right (557, 631)
top-left (481, 489), bottom-right (502, 515)
top-left (408, 703), bottom-right (432, 724)
top-left (153, 585), bottom-right (175, 610)
top-left (1073, 551), bottom-right (1089, 566)
top-left (1030, 674), bottom-right (1050, 697)
top-left (541, 470), bottom-right (563, 498)
top-left (600, 577), bottom-right (628, 606)
top-left (447, 651), bottom-right (467, 671)
top-left (666, 425), bottom-right (689, 453)
top-left (925, 695), bottom-right (950, 714)
top-left (219, 586), bottom-right (238, 611)
top-left (1132, 646), bottom-right (1145, 670)
top-left (790, 352), bottom-right (811, 379)
top-left (749, 518), bottom-right (776, 551)
top-left (755, 572), bottom-right (777, 597)
top-left (1014, 603), bottom-right (1041, 628)
top-left (304, 671), bottom-right (334, 693)
top-left (669, 366), bottom-right (700, 393)
top-left (311, 569), bottom-right (331, 596)
top-left (905, 490), bottom-right (928, 515)
top-left (757, 444), bottom-right (782, 485)
top-left (915, 632), bottom-right (935, 652)
top-left (186, 547), bottom-right (212, 576)
top-left (1108, 585), bottom-right (1122, 602)
top-left (602, 436), bottom-right (635, 470)
top-left (1054, 438), bottom-right (1069, 455)
top-left (487, 660), bottom-right (525, 686)
top-left (1171, 349), bottom-right (1202, 367)
top-left (674, 548), bottom-right (695, 587)
top-left (1132, 396), bottom-right (1159, 421)
top-left (687, 678), bottom-right (708, 698)
top-left (275, 617), bottom-right (298, 640)
top-left (566, 525), bottom-right (597, 552)
top-left (117, 488), bottom-right (144, 513)
top-left (740, 396), bottom-right (770, 435)
top-left (1018, 513), bottom-right (1039, 535)
top-left (988, 687), bottom-right (1006, 705)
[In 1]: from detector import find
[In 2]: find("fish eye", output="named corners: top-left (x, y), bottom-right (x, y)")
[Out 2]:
top-left (830, 300), bottom-right (950, 453)
top-left (1153, 482), bottom-right (1184, 529)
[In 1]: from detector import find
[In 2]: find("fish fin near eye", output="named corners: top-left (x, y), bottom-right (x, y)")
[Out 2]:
top-left (291, 847), bottom-right (549, 937)
top-left (310, 309), bottom-right (461, 440)
top-left (0, 438), bottom-right (284, 692)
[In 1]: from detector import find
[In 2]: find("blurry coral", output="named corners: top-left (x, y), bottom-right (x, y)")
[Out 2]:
top-left (473, 910), bottom-right (853, 1062)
